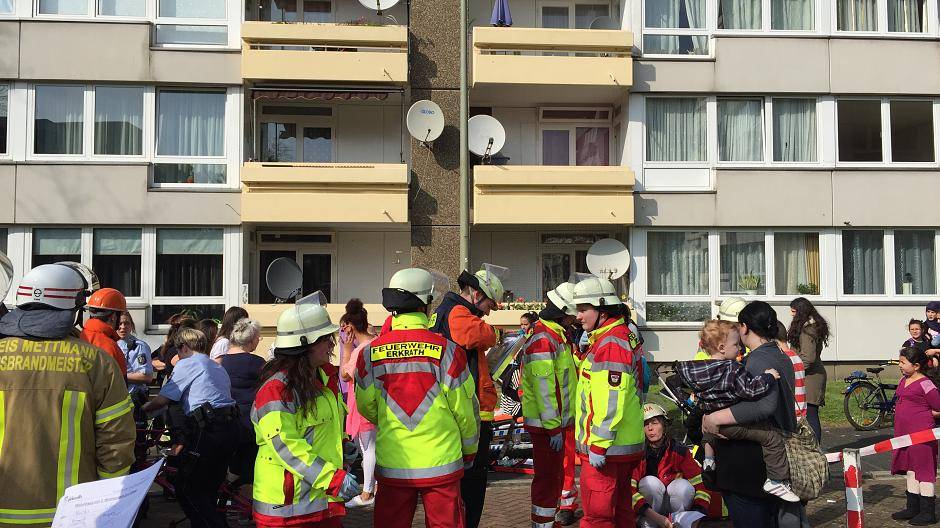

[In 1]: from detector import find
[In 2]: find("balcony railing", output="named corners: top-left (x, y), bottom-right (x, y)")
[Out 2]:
top-left (241, 21), bottom-right (408, 83)
top-left (241, 162), bottom-right (409, 223)
top-left (473, 165), bottom-right (635, 224)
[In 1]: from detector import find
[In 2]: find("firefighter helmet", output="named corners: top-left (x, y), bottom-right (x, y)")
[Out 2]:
top-left (573, 276), bottom-right (622, 307)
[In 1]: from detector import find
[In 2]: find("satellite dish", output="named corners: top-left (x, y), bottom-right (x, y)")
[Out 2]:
top-left (586, 238), bottom-right (631, 280)
top-left (468, 115), bottom-right (506, 161)
top-left (266, 257), bottom-right (303, 302)
top-left (406, 100), bottom-right (445, 145)
top-left (589, 16), bottom-right (618, 30)
top-left (358, 0), bottom-right (399, 15)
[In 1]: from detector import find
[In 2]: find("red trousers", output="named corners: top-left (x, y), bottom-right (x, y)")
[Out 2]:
top-left (560, 427), bottom-right (578, 512)
top-left (256, 518), bottom-right (342, 528)
top-left (375, 480), bottom-right (466, 528)
top-left (579, 459), bottom-right (639, 528)
top-left (531, 432), bottom-right (566, 526)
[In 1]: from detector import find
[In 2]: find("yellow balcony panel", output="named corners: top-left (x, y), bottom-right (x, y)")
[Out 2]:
top-left (473, 165), bottom-right (634, 225)
top-left (241, 162), bottom-right (409, 224)
top-left (241, 21), bottom-right (408, 83)
top-left (472, 26), bottom-right (632, 99)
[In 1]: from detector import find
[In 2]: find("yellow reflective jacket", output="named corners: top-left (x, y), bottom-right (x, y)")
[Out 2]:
top-left (520, 319), bottom-right (576, 435)
top-left (251, 366), bottom-right (348, 525)
top-left (355, 312), bottom-right (479, 487)
top-left (575, 318), bottom-right (644, 462)
top-left (0, 336), bottom-right (135, 528)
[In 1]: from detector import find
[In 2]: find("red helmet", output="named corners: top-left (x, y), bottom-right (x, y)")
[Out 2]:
top-left (86, 288), bottom-right (127, 313)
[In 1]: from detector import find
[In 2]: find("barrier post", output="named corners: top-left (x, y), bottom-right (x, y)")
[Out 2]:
top-left (843, 448), bottom-right (864, 528)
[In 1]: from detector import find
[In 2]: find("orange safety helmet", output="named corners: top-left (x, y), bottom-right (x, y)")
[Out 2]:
top-left (86, 287), bottom-right (127, 313)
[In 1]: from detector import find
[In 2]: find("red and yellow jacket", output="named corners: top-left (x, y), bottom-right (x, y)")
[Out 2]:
top-left (80, 318), bottom-right (127, 375)
top-left (630, 439), bottom-right (711, 515)
top-left (520, 319), bottom-right (576, 435)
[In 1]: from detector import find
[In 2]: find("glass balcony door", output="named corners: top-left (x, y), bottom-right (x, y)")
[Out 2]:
top-left (258, 105), bottom-right (334, 163)
top-left (249, 0), bottom-right (333, 23)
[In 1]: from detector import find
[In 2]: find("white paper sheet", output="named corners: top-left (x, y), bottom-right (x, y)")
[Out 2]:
top-left (671, 510), bottom-right (706, 528)
top-left (51, 459), bottom-right (164, 528)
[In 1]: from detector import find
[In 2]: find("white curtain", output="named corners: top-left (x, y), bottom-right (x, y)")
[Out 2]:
top-left (99, 0), bottom-right (146, 16)
top-left (772, 0), bottom-right (814, 29)
top-left (302, 127), bottom-right (332, 163)
top-left (843, 230), bottom-right (885, 294)
top-left (889, 0), bottom-right (924, 31)
top-left (95, 87), bottom-right (144, 156)
top-left (0, 0), bottom-right (13, 13)
top-left (153, 164), bottom-right (227, 184)
top-left (773, 98), bottom-right (817, 162)
top-left (0, 85), bottom-right (6, 154)
top-left (775, 233), bottom-right (819, 295)
top-left (647, 98), bottom-right (707, 161)
top-left (644, 0), bottom-right (706, 54)
top-left (542, 6), bottom-right (569, 27)
top-left (895, 230), bottom-right (936, 294)
top-left (39, 0), bottom-right (86, 14)
top-left (645, 0), bottom-right (680, 27)
top-left (685, 0), bottom-right (706, 27)
top-left (720, 232), bottom-right (766, 294)
top-left (35, 86), bottom-right (83, 155)
top-left (576, 127), bottom-right (610, 166)
top-left (720, 0), bottom-right (761, 28)
top-left (575, 4), bottom-right (609, 28)
top-left (157, 90), bottom-right (225, 157)
top-left (34, 229), bottom-right (81, 255)
top-left (648, 232), bottom-right (709, 295)
top-left (159, 0), bottom-right (226, 18)
top-left (838, 0), bottom-right (878, 30)
top-left (718, 99), bottom-right (763, 162)
top-left (157, 228), bottom-right (224, 255)
top-left (94, 229), bottom-right (142, 255)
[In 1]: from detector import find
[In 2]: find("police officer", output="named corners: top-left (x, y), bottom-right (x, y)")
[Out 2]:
top-left (356, 268), bottom-right (480, 528)
top-left (117, 312), bottom-right (155, 414)
top-left (142, 327), bottom-right (238, 528)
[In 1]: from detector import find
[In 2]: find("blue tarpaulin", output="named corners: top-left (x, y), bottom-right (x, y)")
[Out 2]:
top-left (490, 0), bottom-right (512, 26)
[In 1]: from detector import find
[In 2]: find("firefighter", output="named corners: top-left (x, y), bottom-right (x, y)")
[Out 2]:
top-left (250, 295), bottom-right (360, 527)
top-left (573, 276), bottom-right (644, 528)
top-left (430, 264), bottom-right (505, 528)
top-left (81, 287), bottom-right (129, 374)
top-left (0, 264), bottom-right (136, 527)
top-left (356, 268), bottom-right (480, 528)
top-left (521, 281), bottom-right (579, 528)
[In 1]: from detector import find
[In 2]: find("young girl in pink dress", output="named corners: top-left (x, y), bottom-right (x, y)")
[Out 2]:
top-left (892, 345), bottom-right (940, 525)
top-left (339, 299), bottom-right (377, 508)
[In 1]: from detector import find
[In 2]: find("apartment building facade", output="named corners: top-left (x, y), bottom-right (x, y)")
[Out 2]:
top-left (0, 0), bottom-right (935, 362)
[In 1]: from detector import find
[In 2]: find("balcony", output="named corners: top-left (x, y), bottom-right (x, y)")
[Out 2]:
top-left (241, 22), bottom-right (408, 84)
top-left (473, 165), bottom-right (635, 225)
top-left (471, 26), bottom-right (632, 104)
top-left (241, 162), bottom-right (409, 224)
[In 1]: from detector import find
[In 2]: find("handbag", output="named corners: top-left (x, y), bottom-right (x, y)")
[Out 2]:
top-left (784, 418), bottom-right (829, 501)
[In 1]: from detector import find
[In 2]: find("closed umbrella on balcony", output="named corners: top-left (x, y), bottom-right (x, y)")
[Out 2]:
top-left (490, 0), bottom-right (512, 26)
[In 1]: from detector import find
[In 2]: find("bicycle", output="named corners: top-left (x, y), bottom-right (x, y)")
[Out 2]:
top-left (843, 361), bottom-right (899, 431)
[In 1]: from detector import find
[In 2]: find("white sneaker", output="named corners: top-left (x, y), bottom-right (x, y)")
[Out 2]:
top-left (763, 479), bottom-right (801, 502)
top-left (345, 494), bottom-right (375, 508)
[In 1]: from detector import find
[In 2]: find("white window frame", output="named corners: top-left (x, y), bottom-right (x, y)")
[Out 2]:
top-left (830, 0), bottom-right (938, 36)
top-left (640, 0), bottom-right (714, 58)
top-left (538, 107), bottom-right (614, 166)
top-left (834, 97), bottom-right (940, 168)
top-left (255, 230), bottom-right (337, 302)
top-left (245, 0), bottom-right (335, 23)
top-left (153, 0), bottom-right (240, 49)
top-left (0, 83), bottom-right (10, 160)
top-left (256, 104), bottom-right (336, 163)
top-left (715, 96), bottom-right (767, 165)
top-left (838, 229), bottom-right (940, 300)
top-left (714, 0), bottom-right (824, 34)
top-left (536, 0), bottom-right (615, 28)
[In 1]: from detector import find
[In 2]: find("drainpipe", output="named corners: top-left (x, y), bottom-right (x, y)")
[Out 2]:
top-left (458, 0), bottom-right (469, 270)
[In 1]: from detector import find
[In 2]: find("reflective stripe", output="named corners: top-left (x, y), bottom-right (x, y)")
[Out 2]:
top-left (98, 465), bottom-right (131, 478)
top-left (377, 458), bottom-right (463, 480)
top-left (595, 335), bottom-right (634, 351)
top-left (695, 491), bottom-right (711, 502)
top-left (605, 443), bottom-right (644, 456)
top-left (591, 361), bottom-right (634, 375)
top-left (524, 351), bottom-right (555, 363)
top-left (441, 342), bottom-right (470, 390)
top-left (253, 497), bottom-right (330, 518)
top-left (593, 389), bottom-right (620, 440)
top-left (57, 390), bottom-right (85, 499)
top-left (463, 434), bottom-right (479, 447)
top-left (252, 400), bottom-right (297, 424)
top-left (95, 395), bottom-right (132, 425)
top-left (537, 376), bottom-right (560, 423)
top-left (689, 474), bottom-right (703, 485)
top-left (532, 505), bottom-right (556, 516)
top-left (0, 508), bottom-right (57, 525)
top-left (533, 521), bottom-right (554, 528)
top-left (271, 434), bottom-right (327, 484)
top-left (0, 391), bottom-right (5, 462)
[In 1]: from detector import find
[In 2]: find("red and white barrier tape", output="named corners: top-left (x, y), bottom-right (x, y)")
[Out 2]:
top-left (843, 449), bottom-right (864, 528)
top-left (826, 426), bottom-right (940, 463)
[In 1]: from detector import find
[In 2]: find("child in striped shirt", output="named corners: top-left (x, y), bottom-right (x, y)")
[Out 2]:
top-left (775, 321), bottom-right (807, 421)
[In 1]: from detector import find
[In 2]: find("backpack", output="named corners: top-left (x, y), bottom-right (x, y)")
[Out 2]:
top-left (784, 419), bottom-right (829, 500)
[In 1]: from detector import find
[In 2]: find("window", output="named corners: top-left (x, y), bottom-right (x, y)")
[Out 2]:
top-left (541, 250), bottom-right (589, 295)
top-left (303, 127), bottom-right (332, 163)
top-left (0, 0), bottom-right (12, 13)
top-left (648, 231), bottom-right (709, 295)
top-left (156, 0), bottom-right (228, 46)
top-left (152, 304), bottom-right (225, 326)
top-left (34, 85), bottom-right (84, 155)
top-left (774, 232), bottom-right (820, 295)
top-left (158, 0), bottom-right (225, 18)
top-left (250, 0), bottom-right (333, 22)
top-left (0, 85), bottom-right (7, 155)
top-left (258, 105), bottom-right (333, 164)
top-left (261, 122), bottom-right (296, 162)
top-left (837, 100), bottom-right (882, 162)
top-left (718, 0), bottom-right (761, 29)
top-left (772, 98), bottom-right (817, 162)
top-left (93, 229), bottom-right (142, 297)
top-left (643, 0), bottom-right (708, 54)
top-left (39, 0), bottom-right (88, 15)
top-left (838, 98), bottom-right (936, 164)
top-left (0, 227), bottom-right (7, 254)
top-left (539, 108), bottom-right (611, 166)
top-left (94, 86), bottom-right (144, 156)
top-left (837, 0), bottom-right (926, 31)
top-left (155, 228), bottom-right (223, 297)
top-left (154, 25), bottom-right (228, 45)
top-left (888, 0), bottom-right (925, 31)
top-left (32, 228), bottom-right (81, 267)
top-left (837, 0), bottom-right (878, 29)
top-left (646, 98), bottom-right (707, 162)
top-left (842, 230), bottom-right (885, 294)
top-left (772, 0), bottom-right (815, 28)
top-left (156, 89), bottom-right (227, 184)
top-left (540, 2), bottom-right (610, 28)
top-left (720, 232), bottom-right (766, 294)
top-left (890, 100), bottom-right (934, 162)
top-left (717, 98), bottom-right (763, 162)
top-left (98, 0), bottom-right (145, 16)
top-left (895, 230), bottom-right (936, 294)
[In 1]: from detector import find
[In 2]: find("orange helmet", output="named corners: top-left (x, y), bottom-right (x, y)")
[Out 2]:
top-left (87, 288), bottom-right (127, 313)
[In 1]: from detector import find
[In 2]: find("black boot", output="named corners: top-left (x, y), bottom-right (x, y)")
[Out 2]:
top-left (895, 492), bottom-right (922, 520)
top-left (910, 495), bottom-right (936, 525)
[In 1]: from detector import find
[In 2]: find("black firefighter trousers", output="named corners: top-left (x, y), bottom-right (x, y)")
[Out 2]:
top-left (461, 421), bottom-right (495, 528)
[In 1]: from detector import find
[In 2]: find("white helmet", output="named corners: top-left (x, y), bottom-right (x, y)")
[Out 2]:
top-left (716, 297), bottom-right (747, 322)
top-left (273, 292), bottom-right (339, 353)
top-left (573, 276), bottom-right (622, 307)
top-left (547, 282), bottom-right (578, 314)
top-left (383, 268), bottom-right (440, 313)
top-left (643, 402), bottom-right (669, 423)
top-left (458, 264), bottom-right (509, 309)
top-left (16, 264), bottom-right (90, 311)
top-left (0, 251), bottom-right (12, 302)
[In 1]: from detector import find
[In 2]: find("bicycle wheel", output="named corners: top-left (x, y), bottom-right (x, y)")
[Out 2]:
top-left (843, 382), bottom-right (887, 431)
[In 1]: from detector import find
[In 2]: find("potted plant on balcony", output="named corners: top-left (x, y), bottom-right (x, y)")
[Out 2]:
top-left (738, 274), bottom-right (760, 296)
top-left (796, 282), bottom-right (819, 295)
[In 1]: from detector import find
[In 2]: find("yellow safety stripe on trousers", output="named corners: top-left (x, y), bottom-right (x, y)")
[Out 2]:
top-left (0, 391), bottom-right (5, 463)
top-left (98, 464), bottom-right (132, 479)
top-left (0, 508), bottom-right (57, 525)
top-left (95, 396), bottom-right (132, 425)
top-left (688, 474), bottom-right (703, 486)
top-left (694, 490), bottom-right (712, 503)
top-left (57, 390), bottom-right (85, 500)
